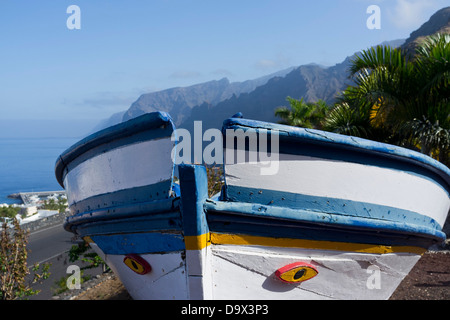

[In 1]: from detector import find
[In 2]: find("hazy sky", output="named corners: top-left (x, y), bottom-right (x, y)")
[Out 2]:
top-left (0, 0), bottom-right (448, 121)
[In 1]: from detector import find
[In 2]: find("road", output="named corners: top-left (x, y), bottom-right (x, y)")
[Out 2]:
top-left (25, 223), bottom-right (103, 300)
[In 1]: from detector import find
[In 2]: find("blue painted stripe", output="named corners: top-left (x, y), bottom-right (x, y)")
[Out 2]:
top-left (74, 212), bottom-right (182, 239)
top-left (178, 164), bottom-right (209, 237)
top-left (222, 118), bottom-right (450, 192)
top-left (55, 111), bottom-right (175, 187)
top-left (224, 186), bottom-right (443, 230)
top-left (64, 197), bottom-right (180, 233)
top-left (68, 180), bottom-right (174, 215)
top-left (91, 232), bottom-right (185, 255)
top-left (204, 201), bottom-right (445, 248)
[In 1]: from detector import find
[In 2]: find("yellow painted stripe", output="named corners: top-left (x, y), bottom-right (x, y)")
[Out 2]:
top-left (83, 236), bottom-right (94, 244)
top-left (88, 231), bottom-right (425, 255)
top-left (184, 233), bottom-right (211, 250)
top-left (209, 233), bottom-right (426, 255)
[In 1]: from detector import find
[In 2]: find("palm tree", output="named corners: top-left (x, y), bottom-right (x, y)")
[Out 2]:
top-left (275, 97), bottom-right (329, 129)
top-left (409, 34), bottom-right (450, 163)
top-left (330, 34), bottom-right (449, 165)
top-left (323, 102), bottom-right (371, 138)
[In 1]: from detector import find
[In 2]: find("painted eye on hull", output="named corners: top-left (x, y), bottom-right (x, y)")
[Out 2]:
top-left (275, 262), bottom-right (318, 283)
top-left (123, 254), bottom-right (152, 275)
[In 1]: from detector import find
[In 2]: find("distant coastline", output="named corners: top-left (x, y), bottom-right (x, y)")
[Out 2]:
top-left (6, 191), bottom-right (66, 206)
top-left (7, 193), bottom-right (21, 200)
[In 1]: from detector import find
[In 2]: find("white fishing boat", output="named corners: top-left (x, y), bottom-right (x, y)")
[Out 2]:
top-left (55, 111), bottom-right (450, 300)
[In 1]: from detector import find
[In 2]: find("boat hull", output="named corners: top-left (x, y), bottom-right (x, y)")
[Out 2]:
top-left (87, 234), bottom-right (422, 300)
top-left (55, 112), bottom-right (450, 300)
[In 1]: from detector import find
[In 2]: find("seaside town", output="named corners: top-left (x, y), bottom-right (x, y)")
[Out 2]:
top-left (0, 191), bottom-right (68, 226)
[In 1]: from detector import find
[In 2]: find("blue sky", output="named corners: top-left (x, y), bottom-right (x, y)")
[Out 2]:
top-left (0, 0), bottom-right (448, 121)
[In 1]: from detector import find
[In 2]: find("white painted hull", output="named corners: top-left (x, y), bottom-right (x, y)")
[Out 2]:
top-left (209, 245), bottom-right (420, 300)
top-left (225, 152), bottom-right (449, 228)
top-left (90, 242), bottom-right (420, 300)
top-left (64, 137), bottom-right (174, 206)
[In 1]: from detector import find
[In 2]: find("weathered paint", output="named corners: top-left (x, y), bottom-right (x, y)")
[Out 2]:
top-left (209, 233), bottom-right (426, 255)
top-left (107, 252), bottom-right (188, 300)
top-left (55, 112), bottom-right (176, 187)
top-left (90, 232), bottom-right (185, 254)
top-left (165, 230), bottom-right (426, 255)
top-left (205, 201), bottom-right (443, 250)
top-left (209, 244), bottom-right (422, 300)
top-left (222, 117), bottom-right (450, 192)
top-left (56, 111), bottom-right (450, 300)
top-left (87, 237), bottom-right (423, 300)
top-left (224, 151), bottom-right (449, 228)
top-left (63, 138), bottom-right (174, 206)
top-left (178, 165), bottom-right (213, 299)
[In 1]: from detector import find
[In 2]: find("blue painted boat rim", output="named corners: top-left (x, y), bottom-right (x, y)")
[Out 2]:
top-left (90, 232), bottom-right (186, 255)
top-left (70, 209), bottom-right (182, 238)
top-left (204, 200), bottom-right (446, 243)
top-left (68, 180), bottom-right (175, 216)
top-left (55, 111), bottom-right (175, 188)
top-left (224, 185), bottom-right (443, 230)
top-left (223, 117), bottom-right (450, 189)
top-left (63, 197), bottom-right (180, 232)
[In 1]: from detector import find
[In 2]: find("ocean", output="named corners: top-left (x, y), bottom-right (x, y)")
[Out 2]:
top-left (0, 137), bottom-right (79, 204)
top-left (0, 118), bottom-right (102, 205)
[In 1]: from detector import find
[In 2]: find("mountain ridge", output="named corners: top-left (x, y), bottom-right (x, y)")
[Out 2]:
top-left (402, 6), bottom-right (450, 57)
top-left (121, 67), bottom-right (296, 126)
top-left (94, 6), bottom-right (449, 132)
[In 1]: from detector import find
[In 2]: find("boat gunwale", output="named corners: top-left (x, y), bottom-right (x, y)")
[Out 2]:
top-left (54, 111), bottom-right (175, 188)
top-left (203, 200), bottom-right (446, 244)
top-left (222, 117), bottom-right (450, 191)
top-left (63, 197), bottom-right (180, 233)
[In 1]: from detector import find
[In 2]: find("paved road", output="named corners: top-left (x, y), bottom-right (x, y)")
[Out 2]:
top-left (27, 224), bottom-right (74, 266)
top-left (25, 223), bottom-right (102, 300)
